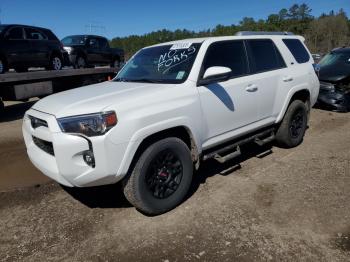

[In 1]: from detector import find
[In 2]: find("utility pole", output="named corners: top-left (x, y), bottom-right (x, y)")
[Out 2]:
top-left (84, 21), bottom-right (106, 35)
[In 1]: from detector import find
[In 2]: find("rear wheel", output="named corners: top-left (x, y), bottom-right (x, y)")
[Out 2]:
top-left (74, 56), bottom-right (86, 69)
top-left (123, 137), bottom-right (193, 215)
top-left (49, 55), bottom-right (63, 70)
top-left (275, 100), bottom-right (308, 148)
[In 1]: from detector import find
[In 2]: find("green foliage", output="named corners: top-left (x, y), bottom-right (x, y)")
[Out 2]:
top-left (109, 3), bottom-right (350, 58)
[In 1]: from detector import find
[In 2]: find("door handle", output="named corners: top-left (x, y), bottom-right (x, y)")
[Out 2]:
top-left (245, 84), bottom-right (258, 92)
top-left (283, 76), bottom-right (293, 82)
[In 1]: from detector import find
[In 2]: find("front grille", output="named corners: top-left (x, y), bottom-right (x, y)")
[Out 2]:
top-left (29, 116), bottom-right (48, 129)
top-left (32, 136), bottom-right (54, 156)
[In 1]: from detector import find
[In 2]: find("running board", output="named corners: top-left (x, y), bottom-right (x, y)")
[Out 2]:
top-left (254, 132), bottom-right (275, 146)
top-left (203, 128), bottom-right (275, 163)
top-left (214, 146), bottom-right (241, 163)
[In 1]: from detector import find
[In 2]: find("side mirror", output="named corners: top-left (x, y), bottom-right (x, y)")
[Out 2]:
top-left (198, 66), bottom-right (232, 86)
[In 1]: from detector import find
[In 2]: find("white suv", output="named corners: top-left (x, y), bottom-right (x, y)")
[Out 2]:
top-left (23, 32), bottom-right (319, 215)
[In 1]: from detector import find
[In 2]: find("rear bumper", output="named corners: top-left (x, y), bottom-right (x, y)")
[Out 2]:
top-left (22, 109), bottom-right (128, 187)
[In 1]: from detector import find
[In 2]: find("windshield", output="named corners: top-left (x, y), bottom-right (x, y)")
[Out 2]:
top-left (115, 43), bottom-right (201, 84)
top-left (61, 36), bottom-right (86, 45)
top-left (319, 52), bottom-right (350, 67)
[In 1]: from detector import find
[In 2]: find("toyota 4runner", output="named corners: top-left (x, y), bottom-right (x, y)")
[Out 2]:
top-left (23, 32), bottom-right (320, 215)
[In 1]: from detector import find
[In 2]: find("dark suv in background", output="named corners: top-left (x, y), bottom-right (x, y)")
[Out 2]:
top-left (61, 35), bottom-right (124, 68)
top-left (0, 24), bottom-right (68, 73)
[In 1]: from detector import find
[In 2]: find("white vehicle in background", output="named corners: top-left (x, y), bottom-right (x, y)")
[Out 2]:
top-left (23, 32), bottom-right (319, 215)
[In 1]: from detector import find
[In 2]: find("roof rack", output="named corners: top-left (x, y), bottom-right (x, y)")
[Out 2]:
top-left (235, 31), bottom-right (294, 36)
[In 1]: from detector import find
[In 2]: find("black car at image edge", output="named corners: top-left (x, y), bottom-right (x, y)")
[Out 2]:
top-left (0, 24), bottom-right (69, 73)
top-left (61, 35), bottom-right (124, 69)
top-left (317, 47), bottom-right (350, 112)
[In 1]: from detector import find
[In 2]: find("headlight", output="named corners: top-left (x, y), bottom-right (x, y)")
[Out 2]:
top-left (320, 81), bottom-right (335, 91)
top-left (63, 46), bottom-right (73, 54)
top-left (57, 111), bottom-right (117, 137)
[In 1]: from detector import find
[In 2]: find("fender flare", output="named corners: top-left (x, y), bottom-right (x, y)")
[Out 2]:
top-left (276, 85), bottom-right (311, 123)
top-left (116, 117), bottom-right (202, 176)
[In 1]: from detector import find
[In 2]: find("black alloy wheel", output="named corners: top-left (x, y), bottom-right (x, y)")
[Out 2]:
top-left (145, 149), bottom-right (183, 199)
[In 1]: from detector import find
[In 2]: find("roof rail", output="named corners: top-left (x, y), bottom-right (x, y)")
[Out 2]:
top-left (235, 31), bottom-right (294, 36)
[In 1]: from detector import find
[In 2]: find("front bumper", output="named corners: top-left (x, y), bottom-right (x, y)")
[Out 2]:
top-left (22, 109), bottom-right (128, 187)
top-left (62, 51), bottom-right (71, 66)
top-left (317, 83), bottom-right (350, 112)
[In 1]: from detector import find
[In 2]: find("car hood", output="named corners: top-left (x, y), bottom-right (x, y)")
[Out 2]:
top-left (319, 65), bottom-right (350, 83)
top-left (32, 81), bottom-right (164, 118)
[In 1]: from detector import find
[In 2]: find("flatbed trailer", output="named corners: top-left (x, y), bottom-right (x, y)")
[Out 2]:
top-left (0, 68), bottom-right (118, 114)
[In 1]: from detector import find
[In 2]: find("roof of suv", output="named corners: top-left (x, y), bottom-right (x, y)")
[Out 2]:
top-left (150, 34), bottom-right (304, 48)
top-left (0, 24), bottom-right (51, 31)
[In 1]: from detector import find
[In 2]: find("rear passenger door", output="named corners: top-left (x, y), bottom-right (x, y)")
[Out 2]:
top-left (98, 38), bottom-right (112, 64)
top-left (197, 40), bottom-right (259, 141)
top-left (86, 37), bottom-right (100, 64)
top-left (245, 39), bottom-right (289, 121)
top-left (24, 27), bottom-right (49, 66)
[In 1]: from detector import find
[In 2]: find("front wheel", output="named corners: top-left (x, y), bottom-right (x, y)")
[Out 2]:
top-left (275, 100), bottom-right (308, 148)
top-left (123, 137), bottom-right (193, 215)
top-left (111, 58), bottom-right (120, 68)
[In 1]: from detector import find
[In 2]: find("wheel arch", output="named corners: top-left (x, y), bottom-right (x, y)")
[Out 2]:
top-left (118, 125), bottom-right (201, 178)
top-left (276, 88), bottom-right (311, 123)
top-left (50, 49), bottom-right (63, 60)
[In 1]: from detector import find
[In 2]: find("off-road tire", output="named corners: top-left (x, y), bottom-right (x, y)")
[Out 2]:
top-left (123, 137), bottom-right (193, 215)
top-left (275, 99), bottom-right (308, 148)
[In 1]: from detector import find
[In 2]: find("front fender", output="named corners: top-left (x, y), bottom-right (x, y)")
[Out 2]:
top-left (116, 117), bottom-right (201, 177)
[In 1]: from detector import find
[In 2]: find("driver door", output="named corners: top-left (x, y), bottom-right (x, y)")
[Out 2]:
top-left (196, 40), bottom-right (259, 143)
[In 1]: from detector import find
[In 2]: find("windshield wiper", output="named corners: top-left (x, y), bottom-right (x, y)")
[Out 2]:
top-left (114, 77), bottom-right (130, 82)
top-left (128, 78), bottom-right (163, 83)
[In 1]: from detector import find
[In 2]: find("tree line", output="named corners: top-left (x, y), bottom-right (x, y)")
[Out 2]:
top-left (110, 4), bottom-right (350, 58)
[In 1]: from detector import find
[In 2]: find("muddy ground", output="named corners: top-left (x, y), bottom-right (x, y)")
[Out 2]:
top-left (0, 102), bottom-right (349, 261)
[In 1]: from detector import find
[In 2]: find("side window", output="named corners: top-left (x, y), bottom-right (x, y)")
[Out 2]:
top-left (282, 39), bottom-right (310, 63)
top-left (98, 38), bottom-right (108, 48)
top-left (246, 39), bottom-right (286, 73)
top-left (89, 38), bottom-right (99, 48)
top-left (6, 27), bottom-right (24, 40)
top-left (202, 40), bottom-right (248, 78)
top-left (25, 28), bottom-right (47, 40)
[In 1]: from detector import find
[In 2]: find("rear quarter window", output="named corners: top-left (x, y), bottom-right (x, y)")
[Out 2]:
top-left (282, 39), bottom-right (310, 63)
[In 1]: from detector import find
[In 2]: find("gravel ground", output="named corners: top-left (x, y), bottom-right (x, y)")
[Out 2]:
top-left (0, 103), bottom-right (349, 262)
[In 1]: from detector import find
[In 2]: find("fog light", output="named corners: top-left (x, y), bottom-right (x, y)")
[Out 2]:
top-left (83, 150), bottom-right (95, 167)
